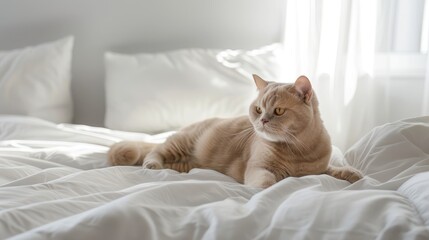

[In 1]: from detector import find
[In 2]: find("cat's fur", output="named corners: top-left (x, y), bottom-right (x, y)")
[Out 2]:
top-left (108, 75), bottom-right (362, 188)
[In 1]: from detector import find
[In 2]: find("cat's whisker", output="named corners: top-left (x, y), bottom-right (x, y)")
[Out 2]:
top-left (265, 127), bottom-right (295, 155)
top-left (282, 136), bottom-right (306, 157)
top-left (281, 134), bottom-right (295, 154)
top-left (237, 127), bottom-right (255, 150)
top-left (283, 130), bottom-right (318, 159)
top-left (217, 124), bottom-right (255, 152)
top-left (284, 131), bottom-right (308, 149)
top-left (221, 125), bottom-right (253, 137)
top-left (265, 124), bottom-right (308, 156)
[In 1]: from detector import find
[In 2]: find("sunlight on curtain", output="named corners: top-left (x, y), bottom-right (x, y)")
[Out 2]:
top-left (283, 0), bottom-right (428, 151)
top-left (422, 0), bottom-right (429, 53)
top-left (423, 0), bottom-right (429, 114)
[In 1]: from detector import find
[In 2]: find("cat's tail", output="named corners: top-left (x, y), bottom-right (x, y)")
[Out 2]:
top-left (108, 141), bottom-right (157, 166)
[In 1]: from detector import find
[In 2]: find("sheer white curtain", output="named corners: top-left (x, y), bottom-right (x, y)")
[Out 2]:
top-left (424, 0), bottom-right (429, 115)
top-left (282, 0), bottom-right (429, 151)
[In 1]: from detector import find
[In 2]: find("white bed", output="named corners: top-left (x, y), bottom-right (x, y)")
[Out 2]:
top-left (1, 115), bottom-right (428, 239)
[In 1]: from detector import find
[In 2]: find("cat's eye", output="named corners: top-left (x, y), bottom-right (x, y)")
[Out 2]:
top-left (274, 108), bottom-right (285, 116)
top-left (255, 106), bottom-right (262, 114)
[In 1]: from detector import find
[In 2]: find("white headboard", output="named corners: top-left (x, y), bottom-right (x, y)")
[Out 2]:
top-left (0, 0), bottom-right (286, 127)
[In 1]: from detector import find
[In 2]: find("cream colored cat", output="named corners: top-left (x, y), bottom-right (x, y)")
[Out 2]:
top-left (108, 75), bottom-right (362, 188)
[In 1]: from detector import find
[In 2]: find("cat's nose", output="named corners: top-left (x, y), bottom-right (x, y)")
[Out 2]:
top-left (261, 118), bottom-right (269, 125)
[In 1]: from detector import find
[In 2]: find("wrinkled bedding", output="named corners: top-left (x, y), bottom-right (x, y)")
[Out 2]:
top-left (0, 115), bottom-right (428, 239)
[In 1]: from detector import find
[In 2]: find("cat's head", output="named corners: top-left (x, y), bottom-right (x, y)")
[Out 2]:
top-left (249, 74), bottom-right (319, 142)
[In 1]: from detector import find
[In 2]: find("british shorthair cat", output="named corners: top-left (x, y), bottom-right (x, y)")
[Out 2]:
top-left (108, 75), bottom-right (362, 188)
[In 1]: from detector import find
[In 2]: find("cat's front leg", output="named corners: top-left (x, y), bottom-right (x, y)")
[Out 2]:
top-left (244, 166), bottom-right (277, 188)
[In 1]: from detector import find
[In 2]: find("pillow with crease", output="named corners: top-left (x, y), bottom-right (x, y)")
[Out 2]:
top-left (104, 44), bottom-right (286, 133)
top-left (0, 36), bottom-right (74, 123)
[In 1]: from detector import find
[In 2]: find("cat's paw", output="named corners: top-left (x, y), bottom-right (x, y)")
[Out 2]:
top-left (259, 179), bottom-right (277, 189)
top-left (142, 158), bottom-right (163, 170)
top-left (245, 168), bottom-right (277, 189)
top-left (327, 166), bottom-right (363, 183)
top-left (246, 178), bottom-right (276, 189)
top-left (108, 142), bottom-right (141, 166)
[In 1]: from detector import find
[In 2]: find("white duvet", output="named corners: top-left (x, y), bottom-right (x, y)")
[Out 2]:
top-left (0, 115), bottom-right (428, 240)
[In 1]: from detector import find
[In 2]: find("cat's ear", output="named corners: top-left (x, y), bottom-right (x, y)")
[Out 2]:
top-left (253, 74), bottom-right (268, 90)
top-left (294, 75), bottom-right (313, 104)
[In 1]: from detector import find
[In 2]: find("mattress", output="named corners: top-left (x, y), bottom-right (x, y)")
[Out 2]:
top-left (0, 115), bottom-right (428, 239)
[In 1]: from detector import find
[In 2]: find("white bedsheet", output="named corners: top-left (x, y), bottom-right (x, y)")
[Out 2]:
top-left (0, 115), bottom-right (428, 240)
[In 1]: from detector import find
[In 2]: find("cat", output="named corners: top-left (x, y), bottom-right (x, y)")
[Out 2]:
top-left (108, 75), bottom-right (362, 188)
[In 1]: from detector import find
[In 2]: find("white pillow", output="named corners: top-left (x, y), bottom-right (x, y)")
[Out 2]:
top-left (0, 37), bottom-right (74, 123)
top-left (104, 44), bottom-right (286, 133)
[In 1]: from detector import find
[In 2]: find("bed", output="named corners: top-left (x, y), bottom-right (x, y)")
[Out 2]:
top-left (1, 115), bottom-right (429, 239)
top-left (1, 48), bottom-right (429, 240)
top-left (1, 1), bottom-right (429, 239)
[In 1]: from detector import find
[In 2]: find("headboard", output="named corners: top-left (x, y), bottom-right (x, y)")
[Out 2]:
top-left (0, 0), bottom-right (286, 127)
